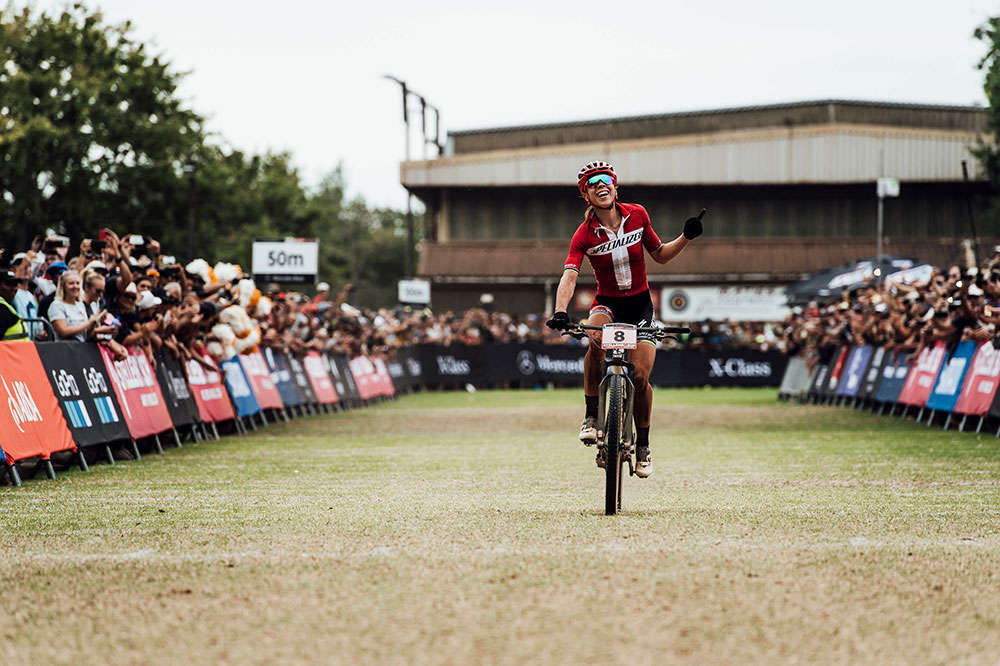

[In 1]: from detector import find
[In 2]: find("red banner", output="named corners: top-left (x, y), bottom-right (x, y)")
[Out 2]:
top-left (372, 357), bottom-right (396, 397)
top-left (238, 351), bottom-right (284, 410)
top-left (101, 345), bottom-right (173, 438)
top-left (954, 341), bottom-right (1000, 415)
top-left (303, 351), bottom-right (339, 404)
top-left (348, 356), bottom-right (379, 400)
top-left (0, 342), bottom-right (76, 463)
top-left (185, 354), bottom-right (236, 423)
top-left (897, 341), bottom-right (947, 407)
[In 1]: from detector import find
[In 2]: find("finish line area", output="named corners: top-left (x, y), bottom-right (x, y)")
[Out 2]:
top-left (2, 388), bottom-right (998, 664)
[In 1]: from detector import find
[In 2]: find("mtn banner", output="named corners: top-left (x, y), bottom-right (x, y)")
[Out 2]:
top-left (238, 351), bottom-right (284, 410)
top-left (37, 341), bottom-right (129, 449)
top-left (0, 342), bottom-right (76, 464)
top-left (304, 351), bottom-right (340, 404)
top-left (101, 345), bottom-right (173, 439)
top-left (185, 354), bottom-right (236, 423)
top-left (925, 341), bottom-right (977, 413)
top-left (897, 342), bottom-right (947, 407)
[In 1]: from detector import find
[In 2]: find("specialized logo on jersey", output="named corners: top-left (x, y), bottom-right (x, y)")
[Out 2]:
top-left (586, 229), bottom-right (643, 256)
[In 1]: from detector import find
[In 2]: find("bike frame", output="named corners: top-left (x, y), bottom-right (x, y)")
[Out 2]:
top-left (597, 348), bottom-right (636, 474)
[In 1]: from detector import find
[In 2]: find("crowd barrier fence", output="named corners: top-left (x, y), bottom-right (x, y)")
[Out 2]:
top-left (778, 338), bottom-right (1000, 435)
top-left (0, 341), bottom-right (787, 486)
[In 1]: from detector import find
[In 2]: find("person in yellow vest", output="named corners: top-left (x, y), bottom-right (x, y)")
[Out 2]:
top-left (0, 270), bottom-right (28, 341)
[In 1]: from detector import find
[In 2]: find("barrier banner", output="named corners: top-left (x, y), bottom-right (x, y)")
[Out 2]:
top-left (386, 348), bottom-right (422, 391)
top-left (926, 341), bottom-right (977, 413)
top-left (263, 347), bottom-right (303, 408)
top-left (185, 354), bottom-right (236, 423)
top-left (778, 356), bottom-right (808, 398)
top-left (101, 345), bottom-right (173, 439)
top-left (808, 364), bottom-right (829, 399)
top-left (154, 351), bottom-right (200, 428)
top-left (858, 346), bottom-right (888, 399)
top-left (414, 344), bottom-right (488, 387)
top-left (36, 341), bottom-right (129, 449)
top-left (897, 342), bottom-right (947, 407)
top-left (238, 351), bottom-right (284, 410)
top-left (371, 358), bottom-right (396, 398)
top-left (286, 354), bottom-right (318, 406)
top-left (836, 346), bottom-right (873, 398)
top-left (873, 352), bottom-right (911, 403)
top-left (679, 349), bottom-right (789, 388)
top-left (955, 342), bottom-right (1000, 416)
top-left (328, 354), bottom-right (360, 402)
top-left (823, 347), bottom-right (849, 397)
top-left (219, 357), bottom-right (260, 417)
top-left (348, 356), bottom-right (380, 400)
top-left (304, 351), bottom-right (339, 404)
top-left (0, 342), bottom-right (76, 463)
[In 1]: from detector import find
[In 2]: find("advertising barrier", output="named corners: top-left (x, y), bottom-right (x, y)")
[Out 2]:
top-left (897, 342), bottom-right (947, 407)
top-left (955, 342), bottom-right (1000, 416)
top-left (37, 341), bottom-right (129, 449)
top-left (858, 346), bottom-right (888, 400)
top-left (873, 352), bottom-right (911, 404)
top-left (155, 350), bottom-right (200, 428)
top-left (219, 357), bottom-right (261, 418)
top-left (0, 341), bottom-right (76, 463)
top-left (101, 345), bottom-right (173, 439)
top-left (304, 351), bottom-right (340, 404)
top-left (836, 346), bottom-right (873, 399)
top-left (185, 355), bottom-right (236, 423)
top-left (239, 351), bottom-right (285, 410)
top-left (286, 353), bottom-right (318, 406)
top-left (328, 354), bottom-right (360, 403)
top-left (925, 341), bottom-right (977, 413)
top-left (264, 348), bottom-right (303, 409)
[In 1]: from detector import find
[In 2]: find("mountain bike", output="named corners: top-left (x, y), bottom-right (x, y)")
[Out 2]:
top-left (563, 322), bottom-right (689, 515)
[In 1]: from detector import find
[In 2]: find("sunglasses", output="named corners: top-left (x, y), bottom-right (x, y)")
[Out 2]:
top-left (586, 174), bottom-right (614, 188)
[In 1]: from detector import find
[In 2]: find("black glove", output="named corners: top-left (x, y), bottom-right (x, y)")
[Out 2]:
top-left (683, 208), bottom-right (706, 240)
top-left (546, 311), bottom-right (570, 331)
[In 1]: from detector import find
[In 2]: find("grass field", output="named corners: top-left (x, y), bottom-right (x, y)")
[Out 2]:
top-left (2, 388), bottom-right (1000, 664)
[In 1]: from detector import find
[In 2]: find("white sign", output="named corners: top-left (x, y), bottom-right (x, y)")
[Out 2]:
top-left (877, 177), bottom-right (900, 198)
top-left (398, 279), bottom-right (431, 304)
top-left (660, 286), bottom-right (790, 322)
top-left (601, 323), bottom-right (637, 350)
top-left (252, 239), bottom-right (318, 284)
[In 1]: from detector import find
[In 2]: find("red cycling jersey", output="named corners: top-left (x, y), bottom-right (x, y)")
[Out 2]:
top-left (563, 202), bottom-right (663, 297)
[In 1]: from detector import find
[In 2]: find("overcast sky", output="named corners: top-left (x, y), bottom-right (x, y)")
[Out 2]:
top-left (30, 0), bottom-right (1000, 209)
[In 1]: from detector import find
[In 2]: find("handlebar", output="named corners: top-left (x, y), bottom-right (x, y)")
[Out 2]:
top-left (558, 322), bottom-right (690, 341)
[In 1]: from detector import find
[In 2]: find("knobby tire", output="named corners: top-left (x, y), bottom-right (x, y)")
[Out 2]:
top-left (605, 375), bottom-right (624, 515)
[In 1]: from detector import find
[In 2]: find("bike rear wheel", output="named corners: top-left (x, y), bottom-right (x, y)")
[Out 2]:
top-left (604, 374), bottom-right (624, 515)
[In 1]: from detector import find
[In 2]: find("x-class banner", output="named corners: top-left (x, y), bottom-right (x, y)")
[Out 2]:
top-left (101, 345), bottom-right (173, 439)
top-left (185, 354), bottom-right (236, 423)
top-left (37, 341), bottom-right (129, 449)
top-left (0, 341), bottom-right (76, 464)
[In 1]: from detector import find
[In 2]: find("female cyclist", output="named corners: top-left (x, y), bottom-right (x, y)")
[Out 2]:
top-left (545, 161), bottom-right (704, 477)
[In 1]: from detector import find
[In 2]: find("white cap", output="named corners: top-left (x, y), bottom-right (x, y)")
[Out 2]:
top-left (136, 291), bottom-right (162, 310)
top-left (317, 281), bottom-right (330, 292)
top-left (124, 282), bottom-right (138, 294)
top-left (84, 260), bottom-right (108, 272)
top-left (968, 284), bottom-right (985, 297)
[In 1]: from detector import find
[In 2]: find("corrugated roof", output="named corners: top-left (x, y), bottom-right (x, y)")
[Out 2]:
top-left (419, 237), bottom-right (990, 282)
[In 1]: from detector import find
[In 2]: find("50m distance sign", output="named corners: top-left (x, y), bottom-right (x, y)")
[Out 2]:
top-left (252, 240), bottom-right (319, 284)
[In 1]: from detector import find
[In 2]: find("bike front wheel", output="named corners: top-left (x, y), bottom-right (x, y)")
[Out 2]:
top-left (604, 374), bottom-right (624, 515)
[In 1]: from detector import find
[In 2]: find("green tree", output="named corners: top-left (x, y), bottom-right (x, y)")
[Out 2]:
top-left (974, 17), bottom-right (1000, 232)
top-left (0, 2), bottom-right (203, 246)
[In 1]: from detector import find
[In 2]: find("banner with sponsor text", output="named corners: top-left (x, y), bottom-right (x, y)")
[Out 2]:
top-left (101, 345), bottom-right (173, 439)
top-left (185, 354), bottom-right (236, 423)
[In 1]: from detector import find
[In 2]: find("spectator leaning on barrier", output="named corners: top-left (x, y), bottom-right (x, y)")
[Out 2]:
top-left (49, 271), bottom-right (104, 342)
top-left (0, 269), bottom-right (28, 341)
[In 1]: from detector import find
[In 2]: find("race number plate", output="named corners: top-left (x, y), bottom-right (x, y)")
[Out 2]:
top-left (601, 323), bottom-right (637, 350)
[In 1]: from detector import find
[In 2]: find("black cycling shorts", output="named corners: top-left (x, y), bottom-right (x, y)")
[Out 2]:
top-left (589, 290), bottom-right (656, 344)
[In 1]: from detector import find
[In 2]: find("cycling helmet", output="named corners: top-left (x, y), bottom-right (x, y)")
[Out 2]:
top-left (577, 161), bottom-right (617, 194)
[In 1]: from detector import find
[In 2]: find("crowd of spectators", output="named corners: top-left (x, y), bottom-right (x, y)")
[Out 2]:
top-left (0, 229), bottom-right (783, 366)
top-left (775, 246), bottom-right (1000, 364)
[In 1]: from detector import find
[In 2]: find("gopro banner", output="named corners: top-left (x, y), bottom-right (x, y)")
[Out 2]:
top-left (897, 342), bottom-right (947, 407)
top-left (925, 341), bottom-right (977, 413)
top-left (154, 350), bottom-right (200, 428)
top-left (219, 357), bottom-right (261, 418)
top-left (304, 351), bottom-right (340, 404)
top-left (836, 346), bottom-right (874, 398)
top-left (239, 351), bottom-right (285, 410)
top-left (185, 355), bottom-right (236, 423)
top-left (263, 347), bottom-right (303, 409)
top-left (36, 341), bottom-right (130, 449)
top-left (0, 342), bottom-right (76, 464)
top-left (956, 342), bottom-right (1000, 416)
top-left (101, 345), bottom-right (173, 439)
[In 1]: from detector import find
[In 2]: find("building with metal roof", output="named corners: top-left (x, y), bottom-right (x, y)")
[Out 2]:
top-left (401, 100), bottom-right (994, 316)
